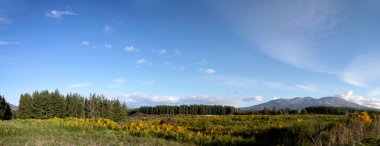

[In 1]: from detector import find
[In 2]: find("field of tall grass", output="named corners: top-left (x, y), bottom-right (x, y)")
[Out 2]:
top-left (0, 118), bottom-right (186, 146)
top-left (1, 113), bottom-right (379, 145)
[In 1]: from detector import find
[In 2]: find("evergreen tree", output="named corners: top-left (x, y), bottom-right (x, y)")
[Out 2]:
top-left (89, 94), bottom-right (100, 118)
top-left (0, 95), bottom-right (12, 120)
top-left (47, 90), bottom-right (65, 118)
top-left (262, 107), bottom-right (269, 115)
top-left (112, 99), bottom-right (123, 122)
top-left (32, 91), bottom-right (49, 119)
top-left (84, 98), bottom-right (90, 119)
top-left (66, 93), bottom-right (85, 118)
top-left (121, 102), bottom-right (128, 117)
top-left (18, 93), bottom-right (33, 119)
top-left (66, 93), bottom-right (76, 117)
top-left (15, 90), bottom-right (128, 120)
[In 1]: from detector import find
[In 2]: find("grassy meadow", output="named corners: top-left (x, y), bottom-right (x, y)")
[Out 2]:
top-left (0, 118), bottom-right (185, 146)
top-left (1, 113), bottom-right (379, 145)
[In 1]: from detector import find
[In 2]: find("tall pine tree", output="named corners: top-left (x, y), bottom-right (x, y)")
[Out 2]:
top-left (0, 95), bottom-right (12, 120)
top-left (48, 90), bottom-right (66, 118)
top-left (16, 90), bottom-right (128, 121)
top-left (32, 90), bottom-right (49, 119)
top-left (18, 93), bottom-right (33, 119)
top-left (112, 99), bottom-right (123, 122)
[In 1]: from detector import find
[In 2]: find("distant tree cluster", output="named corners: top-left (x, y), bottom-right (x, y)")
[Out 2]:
top-left (238, 107), bottom-right (299, 115)
top-left (260, 107), bottom-right (300, 115)
top-left (302, 106), bottom-right (358, 115)
top-left (0, 95), bottom-right (12, 120)
top-left (139, 105), bottom-right (237, 115)
top-left (17, 90), bottom-right (127, 121)
top-left (237, 106), bottom-right (378, 115)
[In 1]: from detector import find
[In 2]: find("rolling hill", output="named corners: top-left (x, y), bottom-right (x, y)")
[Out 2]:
top-left (241, 96), bottom-right (372, 110)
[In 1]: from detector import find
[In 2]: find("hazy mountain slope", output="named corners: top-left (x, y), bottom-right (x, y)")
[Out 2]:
top-left (10, 104), bottom-right (18, 111)
top-left (241, 96), bottom-right (370, 110)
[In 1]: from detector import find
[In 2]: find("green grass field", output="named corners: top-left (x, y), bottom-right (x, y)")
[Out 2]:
top-left (0, 118), bottom-right (187, 146)
top-left (0, 114), bottom-right (379, 145)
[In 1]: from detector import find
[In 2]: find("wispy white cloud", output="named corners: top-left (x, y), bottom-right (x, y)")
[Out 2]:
top-left (164, 62), bottom-right (186, 71)
top-left (124, 46), bottom-right (139, 52)
top-left (273, 97), bottom-right (280, 100)
top-left (151, 48), bottom-right (183, 56)
top-left (66, 83), bottom-right (90, 88)
top-left (0, 40), bottom-right (20, 46)
top-left (206, 68), bottom-right (216, 74)
top-left (243, 96), bottom-right (264, 102)
top-left (108, 78), bottom-right (125, 88)
top-left (136, 58), bottom-right (149, 64)
top-left (46, 10), bottom-right (76, 19)
top-left (81, 41), bottom-right (90, 46)
top-left (200, 68), bottom-right (216, 74)
top-left (161, 61), bottom-right (183, 71)
top-left (196, 59), bottom-right (208, 66)
top-left (119, 94), bottom-right (236, 108)
top-left (119, 94), bottom-right (180, 107)
top-left (296, 84), bottom-right (317, 92)
top-left (104, 43), bottom-right (112, 49)
top-left (359, 98), bottom-right (380, 110)
top-left (217, 0), bottom-right (340, 74)
top-left (151, 49), bottom-right (168, 55)
top-left (208, 75), bottom-right (318, 93)
top-left (338, 91), bottom-right (365, 105)
top-left (170, 66), bottom-right (186, 71)
top-left (342, 53), bottom-right (380, 87)
top-left (103, 25), bottom-right (113, 34)
top-left (338, 90), bottom-right (380, 109)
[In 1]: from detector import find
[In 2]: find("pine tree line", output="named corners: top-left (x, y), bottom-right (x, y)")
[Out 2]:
top-left (0, 95), bottom-right (12, 120)
top-left (139, 105), bottom-right (237, 115)
top-left (17, 90), bottom-right (127, 121)
top-left (302, 106), bottom-right (361, 115)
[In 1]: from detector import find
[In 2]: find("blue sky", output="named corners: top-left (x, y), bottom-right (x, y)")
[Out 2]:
top-left (1, 0), bottom-right (380, 108)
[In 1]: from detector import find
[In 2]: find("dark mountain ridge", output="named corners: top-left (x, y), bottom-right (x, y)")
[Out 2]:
top-left (241, 96), bottom-right (373, 111)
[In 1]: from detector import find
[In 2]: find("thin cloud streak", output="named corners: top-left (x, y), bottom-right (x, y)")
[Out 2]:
top-left (296, 84), bottom-right (317, 92)
top-left (217, 0), bottom-right (340, 74)
top-left (108, 78), bottom-right (126, 88)
top-left (81, 41), bottom-right (90, 46)
top-left (243, 96), bottom-right (264, 102)
top-left (208, 75), bottom-right (317, 92)
top-left (104, 43), bottom-right (112, 49)
top-left (342, 52), bottom-right (380, 87)
top-left (124, 46), bottom-right (139, 52)
top-left (0, 40), bottom-right (20, 45)
top-left (46, 10), bottom-right (76, 19)
top-left (103, 25), bottom-right (113, 34)
top-left (136, 59), bottom-right (149, 64)
top-left (206, 68), bottom-right (216, 74)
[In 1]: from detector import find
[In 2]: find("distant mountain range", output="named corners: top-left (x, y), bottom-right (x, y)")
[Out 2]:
top-left (240, 96), bottom-right (374, 111)
top-left (10, 104), bottom-right (18, 111)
